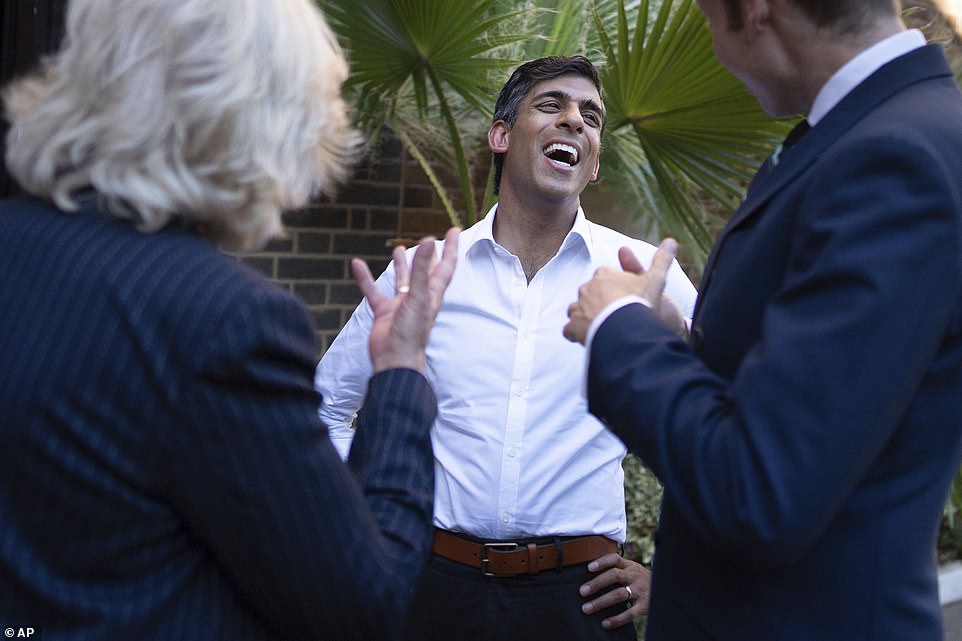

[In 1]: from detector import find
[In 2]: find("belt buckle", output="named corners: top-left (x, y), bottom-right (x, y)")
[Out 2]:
top-left (480, 542), bottom-right (517, 576)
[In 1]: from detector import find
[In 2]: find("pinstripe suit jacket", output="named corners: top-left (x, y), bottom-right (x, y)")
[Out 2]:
top-left (0, 194), bottom-right (437, 640)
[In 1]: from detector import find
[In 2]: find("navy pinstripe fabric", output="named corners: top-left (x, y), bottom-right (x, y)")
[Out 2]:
top-left (0, 194), bottom-right (437, 640)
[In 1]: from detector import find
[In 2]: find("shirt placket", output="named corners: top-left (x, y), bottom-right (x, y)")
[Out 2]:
top-left (495, 262), bottom-right (541, 537)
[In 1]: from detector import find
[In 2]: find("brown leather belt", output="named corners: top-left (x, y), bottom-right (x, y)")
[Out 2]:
top-left (432, 528), bottom-right (617, 577)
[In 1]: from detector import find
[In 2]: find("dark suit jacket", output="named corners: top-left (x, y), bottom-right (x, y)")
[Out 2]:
top-left (0, 194), bottom-right (436, 640)
top-left (588, 44), bottom-right (962, 641)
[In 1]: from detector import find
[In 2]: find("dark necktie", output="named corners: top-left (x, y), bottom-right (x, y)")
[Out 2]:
top-left (783, 119), bottom-right (811, 148)
top-left (746, 119), bottom-right (811, 198)
top-left (771, 119), bottom-right (811, 166)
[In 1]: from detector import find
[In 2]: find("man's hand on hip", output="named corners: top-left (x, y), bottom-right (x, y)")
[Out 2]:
top-left (579, 553), bottom-right (651, 630)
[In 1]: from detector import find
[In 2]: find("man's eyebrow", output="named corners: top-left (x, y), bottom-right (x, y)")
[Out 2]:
top-left (532, 90), bottom-right (605, 117)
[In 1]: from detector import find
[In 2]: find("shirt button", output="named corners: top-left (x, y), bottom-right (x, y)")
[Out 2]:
top-left (507, 448), bottom-right (518, 458)
top-left (502, 514), bottom-right (511, 523)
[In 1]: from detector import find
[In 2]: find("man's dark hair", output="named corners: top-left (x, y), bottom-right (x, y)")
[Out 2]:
top-left (719, 0), bottom-right (898, 32)
top-left (491, 55), bottom-right (604, 194)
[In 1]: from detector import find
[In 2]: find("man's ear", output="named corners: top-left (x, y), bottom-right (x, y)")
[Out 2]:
top-left (488, 120), bottom-right (510, 153)
top-left (744, 0), bottom-right (772, 28)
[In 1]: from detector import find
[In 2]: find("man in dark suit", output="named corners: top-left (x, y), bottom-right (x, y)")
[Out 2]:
top-left (564, 0), bottom-right (962, 639)
top-left (0, 0), bottom-right (458, 640)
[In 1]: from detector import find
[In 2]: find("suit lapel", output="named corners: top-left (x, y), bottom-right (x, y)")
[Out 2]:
top-left (694, 44), bottom-right (953, 321)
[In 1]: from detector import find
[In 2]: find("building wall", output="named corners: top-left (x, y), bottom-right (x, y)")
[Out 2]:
top-left (236, 135), bottom-right (453, 355)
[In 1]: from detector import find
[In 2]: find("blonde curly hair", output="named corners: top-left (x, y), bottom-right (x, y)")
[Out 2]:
top-left (3, 0), bottom-right (361, 251)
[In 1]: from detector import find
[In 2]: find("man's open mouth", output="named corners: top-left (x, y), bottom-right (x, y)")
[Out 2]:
top-left (543, 143), bottom-right (579, 167)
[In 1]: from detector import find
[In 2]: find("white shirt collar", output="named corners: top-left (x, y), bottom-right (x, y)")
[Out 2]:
top-left (808, 29), bottom-right (926, 126)
top-left (467, 202), bottom-right (595, 261)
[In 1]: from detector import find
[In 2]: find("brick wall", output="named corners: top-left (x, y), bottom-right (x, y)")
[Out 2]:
top-left (236, 134), bottom-right (454, 355)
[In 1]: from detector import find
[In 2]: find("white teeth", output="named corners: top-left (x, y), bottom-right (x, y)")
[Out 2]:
top-left (543, 143), bottom-right (579, 166)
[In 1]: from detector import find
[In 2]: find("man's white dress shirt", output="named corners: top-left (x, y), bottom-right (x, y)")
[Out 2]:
top-left (808, 29), bottom-right (925, 126)
top-left (315, 204), bottom-right (697, 541)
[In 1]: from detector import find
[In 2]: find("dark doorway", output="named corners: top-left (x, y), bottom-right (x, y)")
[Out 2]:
top-left (0, 0), bottom-right (68, 197)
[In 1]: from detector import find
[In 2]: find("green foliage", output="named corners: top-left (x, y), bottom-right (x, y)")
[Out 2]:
top-left (941, 466), bottom-right (962, 563)
top-left (318, 0), bottom-right (532, 226)
top-left (622, 453), bottom-right (660, 639)
top-left (593, 0), bottom-right (791, 262)
top-left (318, 0), bottom-right (788, 266)
top-left (623, 453), bottom-right (662, 565)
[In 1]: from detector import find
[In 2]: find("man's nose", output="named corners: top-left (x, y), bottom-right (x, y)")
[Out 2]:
top-left (557, 105), bottom-right (584, 132)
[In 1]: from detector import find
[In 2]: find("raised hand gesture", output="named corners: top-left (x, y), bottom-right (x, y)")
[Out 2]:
top-left (352, 228), bottom-right (460, 373)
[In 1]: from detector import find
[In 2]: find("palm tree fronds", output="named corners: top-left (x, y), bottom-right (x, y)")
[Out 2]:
top-left (594, 0), bottom-right (791, 253)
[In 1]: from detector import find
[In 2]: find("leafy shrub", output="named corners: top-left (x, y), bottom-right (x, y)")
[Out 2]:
top-left (939, 466), bottom-right (962, 564)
